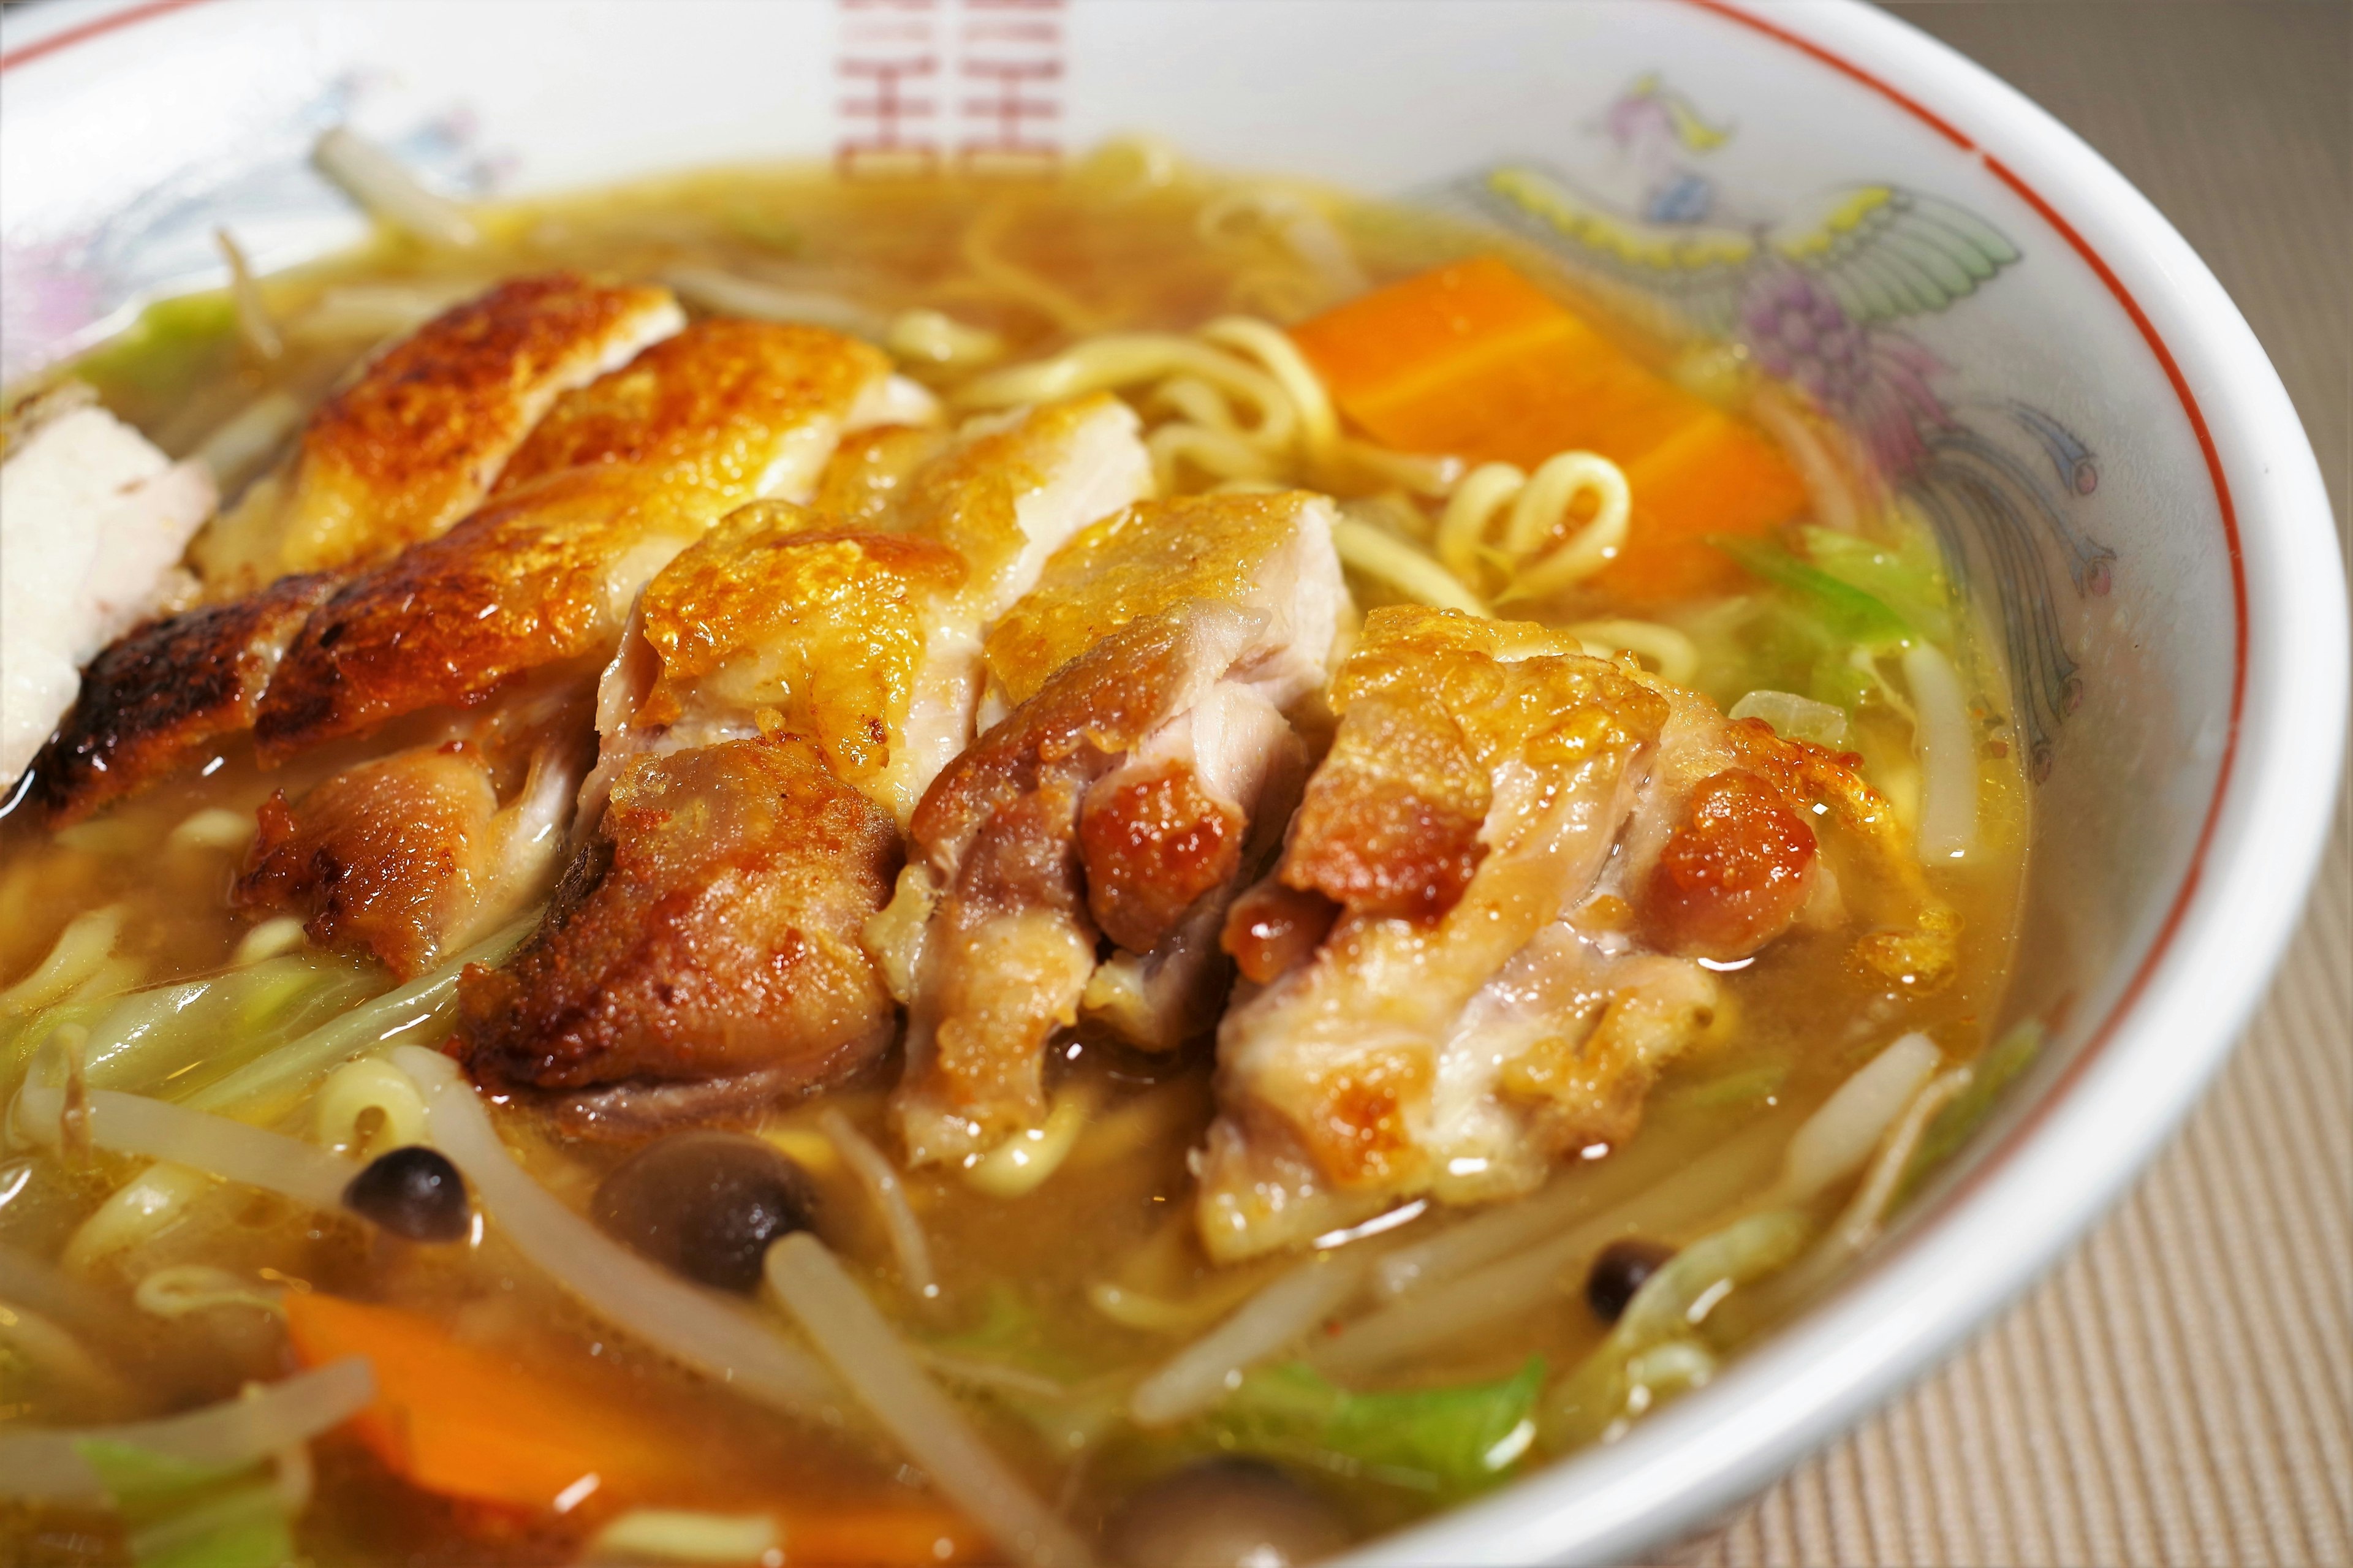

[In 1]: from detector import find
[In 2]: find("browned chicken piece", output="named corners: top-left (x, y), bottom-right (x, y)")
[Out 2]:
top-left (809, 424), bottom-right (952, 525)
top-left (454, 734), bottom-right (902, 1134)
top-left (885, 491), bottom-right (1348, 1164)
top-left (586, 504), bottom-right (968, 817)
top-left (491, 319), bottom-right (929, 504)
top-left (221, 321), bottom-right (894, 982)
top-left (251, 324), bottom-right (895, 761)
top-left (25, 572), bottom-right (339, 826)
top-left (984, 490), bottom-right (1347, 1050)
top-left (1198, 606), bottom-right (1941, 1260)
top-left (582, 393), bottom-right (1150, 829)
top-left (446, 396), bottom-right (1150, 1128)
top-left (232, 691), bottom-right (589, 979)
top-left (192, 275), bottom-right (684, 595)
top-left (982, 490), bottom-right (1344, 708)
top-left (876, 393), bottom-right (1155, 803)
top-left (1618, 681), bottom-right (1946, 979)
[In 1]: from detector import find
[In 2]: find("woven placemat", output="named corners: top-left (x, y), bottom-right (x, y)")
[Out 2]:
top-left (1667, 4), bottom-right (2352, 1564)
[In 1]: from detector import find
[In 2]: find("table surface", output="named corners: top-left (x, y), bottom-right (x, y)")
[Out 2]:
top-left (1669, 4), bottom-right (2352, 1564)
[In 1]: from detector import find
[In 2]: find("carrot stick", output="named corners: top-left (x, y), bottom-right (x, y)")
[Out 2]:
top-left (283, 1292), bottom-right (700, 1512)
top-left (1290, 256), bottom-right (1806, 605)
top-left (287, 1293), bottom-right (993, 1560)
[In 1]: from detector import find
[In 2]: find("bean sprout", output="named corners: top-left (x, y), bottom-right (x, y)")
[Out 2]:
top-left (167, 808), bottom-right (259, 853)
top-left (61, 1162), bottom-right (217, 1274)
top-left (230, 917), bottom-right (308, 968)
top-left (191, 393), bottom-right (304, 497)
top-left (313, 127), bottom-right (478, 248)
top-left (1903, 642), bottom-right (1979, 862)
top-left (0, 1297), bottom-right (133, 1411)
top-left (819, 1107), bottom-right (941, 1305)
top-left (1128, 1254), bottom-right (1367, 1426)
top-left (1729, 688), bottom-right (1851, 748)
top-left (12, 1084), bottom-right (358, 1212)
top-left (765, 1234), bottom-right (1096, 1568)
top-left (214, 229), bottom-right (282, 362)
top-left (0, 1358), bottom-right (374, 1502)
top-left (393, 1045), bottom-right (839, 1415)
top-left (2, 907), bottom-right (124, 1015)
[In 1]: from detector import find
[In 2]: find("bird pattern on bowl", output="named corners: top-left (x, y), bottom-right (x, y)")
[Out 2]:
top-left (1439, 74), bottom-right (2113, 777)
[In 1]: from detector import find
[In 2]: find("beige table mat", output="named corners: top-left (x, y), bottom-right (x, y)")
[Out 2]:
top-left (1666, 4), bottom-right (2353, 1564)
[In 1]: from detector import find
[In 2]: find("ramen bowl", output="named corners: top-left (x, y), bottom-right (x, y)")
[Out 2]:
top-left (1, 1), bottom-right (2343, 1561)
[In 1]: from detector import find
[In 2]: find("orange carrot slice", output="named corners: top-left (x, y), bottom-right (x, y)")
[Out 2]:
top-left (1290, 256), bottom-right (1806, 605)
top-left (284, 1292), bottom-right (697, 1513)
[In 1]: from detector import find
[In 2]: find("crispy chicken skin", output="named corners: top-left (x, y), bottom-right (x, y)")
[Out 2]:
top-left (879, 393), bottom-right (1156, 803)
top-left (439, 396), bottom-right (1141, 1126)
top-left (491, 319), bottom-right (901, 505)
top-left (250, 468), bottom-right (713, 760)
top-left (251, 324), bottom-right (893, 761)
top-left (192, 275), bottom-right (683, 595)
top-left (890, 392), bottom-right (1151, 615)
top-left (27, 573), bottom-right (339, 825)
top-left (983, 490), bottom-right (1344, 708)
top-left (1198, 607), bottom-right (1944, 1259)
top-left (892, 609), bottom-right (1259, 1164)
top-left (455, 735), bottom-right (902, 1123)
top-left (810, 425), bottom-right (952, 525)
top-left (605, 504), bottom-right (969, 816)
top-left (889, 494), bottom-right (1345, 1162)
top-left (1618, 681), bottom-right (1941, 976)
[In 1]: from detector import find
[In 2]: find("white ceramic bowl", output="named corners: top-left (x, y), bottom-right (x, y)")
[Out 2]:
top-left (3, 1), bottom-right (2343, 1561)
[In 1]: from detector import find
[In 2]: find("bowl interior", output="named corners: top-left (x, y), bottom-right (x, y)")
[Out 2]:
top-left (1, 1), bottom-right (2326, 1561)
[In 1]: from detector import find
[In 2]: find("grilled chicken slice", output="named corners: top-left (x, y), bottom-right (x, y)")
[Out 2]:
top-left (491, 319), bottom-right (933, 505)
top-left (455, 734), bottom-right (902, 1132)
top-left (2, 395), bottom-right (217, 786)
top-left (25, 574), bottom-right (338, 827)
top-left (456, 396), bottom-right (1151, 1126)
top-left (221, 322), bottom-right (892, 979)
top-left (582, 393), bottom-right (1151, 828)
top-left (232, 691), bottom-right (589, 979)
top-left (809, 424), bottom-right (952, 525)
top-left (192, 275), bottom-right (683, 594)
top-left (1197, 606), bottom-right (1940, 1260)
top-left (988, 489), bottom-right (1347, 1050)
top-left (886, 490), bottom-right (1347, 1165)
top-left (251, 323), bottom-right (894, 760)
top-left (878, 393), bottom-right (1156, 806)
top-left (583, 504), bottom-right (969, 823)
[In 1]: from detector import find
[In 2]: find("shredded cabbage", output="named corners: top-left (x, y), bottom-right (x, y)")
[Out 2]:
top-left (1213, 1356), bottom-right (1547, 1497)
top-left (1800, 521), bottom-right (1956, 649)
top-left (75, 1438), bottom-right (297, 1568)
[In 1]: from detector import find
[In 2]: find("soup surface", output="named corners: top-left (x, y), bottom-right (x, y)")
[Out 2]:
top-left (1, 142), bottom-right (2029, 1567)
